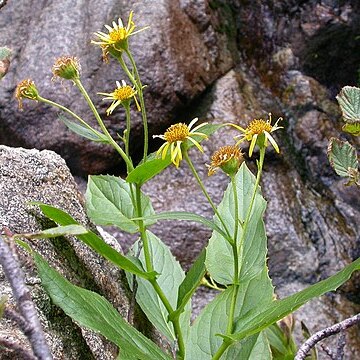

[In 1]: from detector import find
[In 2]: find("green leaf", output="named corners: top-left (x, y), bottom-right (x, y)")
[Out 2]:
top-left (59, 115), bottom-right (108, 143)
top-left (186, 269), bottom-right (273, 359)
top-left (227, 256), bottom-right (360, 343)
top-left (0, 295), bottom-right (7, 318)
top-left (206, 163), bottom-right (268, 285)
top-left (183, 123), bottom-right (223, 151)
top-left (14, 225), bottom-right (88, 239)
top-left (336, 86), bottom-right (360, 123)
top-left (34, 203), bottom-right (156, 281)
top-left (327, 138), bottom-right (358, 177)
top-left (32, 251), bottom-right (171, 360)
top-left (342, 122), bottom-right (360, 136)
top-left (127, 231), bottom-right (191, 342)
top-left (170, 249), bottom-right (206, 321)
top-left (0, 47), bottom-right (11, 61)
top-left (265, 324), bottom-right (297, 360)
top-left (137, 211), bottom-right (231, 243)
top-left (127, 153), bottom-right (172, 185)
top-left (188, 163), bottom-right (274, 359)
top-left (86, 175), bottom-right (155, 233)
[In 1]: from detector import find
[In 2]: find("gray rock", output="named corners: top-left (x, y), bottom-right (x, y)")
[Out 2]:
top-left (0, 145), bottom-right (130, 360)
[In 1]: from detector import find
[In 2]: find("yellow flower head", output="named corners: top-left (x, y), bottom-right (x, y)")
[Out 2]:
top-left (15, 79), bottom-right (40, 109)
top-left (98, 80), bottom-right (140, 115)
top-left (232, 113), bottom-right (283, 157)
top-left (92, 11), bottom-right (148, 59)
top-left (52, 56), bottom-right (81, 81)
top-left (153, 118), bottom-right (208, 168)
top-left (207, 145), bottom-right (244, 176)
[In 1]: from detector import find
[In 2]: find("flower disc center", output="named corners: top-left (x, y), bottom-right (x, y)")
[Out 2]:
top-left (164, 123), bottom-right (190, 143)
top-left (247, 119), bottom-right (272, 135)
top-left (114, 86), bottom-right (134, 100)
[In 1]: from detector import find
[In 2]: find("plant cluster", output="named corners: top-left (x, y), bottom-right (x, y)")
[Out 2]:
top-left (2, 11), bottom-right (360, 360)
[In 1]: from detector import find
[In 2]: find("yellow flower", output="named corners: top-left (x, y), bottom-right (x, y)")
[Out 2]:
top-left (98, 80), bottom-right (140, 115)
top-left (91, 11), bottom-right (148, 58)
top-left (207, 145), bottom-right (244, 176)
top-left (52, 56), bottom-right (81, 81)
top-left (231, 113), bottom-right (283, 157)
top-left (153, 118), bottom-right (208, 168)
top-left (15, 79), bottom-right (40, 109)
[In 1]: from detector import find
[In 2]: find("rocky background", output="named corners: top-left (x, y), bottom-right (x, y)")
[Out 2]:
top-left (1, 0), bottom-right (360, 358)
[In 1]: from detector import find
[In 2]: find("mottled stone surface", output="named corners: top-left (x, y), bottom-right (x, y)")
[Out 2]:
top-left (0, 145), bottom-right (129, 360)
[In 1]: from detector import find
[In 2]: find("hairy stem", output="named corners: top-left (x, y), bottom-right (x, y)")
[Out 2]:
top-left (73, 78), bottom-right (133, 172)
top-left (184, 151), bottom-right (232, 243)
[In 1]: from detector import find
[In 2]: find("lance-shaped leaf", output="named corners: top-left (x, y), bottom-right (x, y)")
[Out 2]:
top-left (225, 256), bottom-right (360, 343)
top-left (86, 175), bottom-right (155, 233)
top-left (327, 137), bottom-right (358, 177)
top-left (336, 86), bottom-right (360, 123)
top-left (136, 211), bottom-right (230, 243)
top-left (169, 248), bottom-right (206, 322)
top-left (14, 224), bottom-right (88, 239)
top-left (59, 114), bottom-right (108, 143)
top-left (34, 203), bottom-right (156, 281)
top-left (32, 250), bottom-right (171, 360)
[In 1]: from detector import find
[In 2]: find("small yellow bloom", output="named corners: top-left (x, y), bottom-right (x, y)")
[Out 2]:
top-left (52, 56), bottom-right (81, 81)
top-left (231, 113), bottom-right (283, 157)
top-left (92, 11), bottom-right (148, 59)
top-left (207, 145), bottom-right (244, 176)
top-left (15, 79), bottom-right (40, 109)
top-left (153, 118), bottom-right (208, 168)
top-left (98, 80), bottom-right (140, 115)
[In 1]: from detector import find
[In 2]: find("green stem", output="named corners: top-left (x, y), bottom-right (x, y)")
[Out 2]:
top-left (38, 96), bottom-right (101, 138)
top-left (124, 105), bottom-right (131, 158)
top-left (73, 78), bottom-right (133, 172)
top-left (212, 148), bottom-right (266, 360)
top-left (183, 151), bottom-right (232, 242)
top-left (125, 49), bottom-right (148, 162)
top-left (225, 175), bottom-right (240, 335)
top-left (135, 185), bottom-right (185, 359)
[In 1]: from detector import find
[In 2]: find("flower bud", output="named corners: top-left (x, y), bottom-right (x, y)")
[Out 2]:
top-left (52, 56), bottom-right (81, 81)
top-left (15, 79), bottom-right (40, 109)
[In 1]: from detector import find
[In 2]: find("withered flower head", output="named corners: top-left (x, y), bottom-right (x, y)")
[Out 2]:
top-left (52, 56), bottom-right (81, 81)
top-left (15, 79), bottom-right (39, 109)
top-left (207, 145), bottom-right (244, 176)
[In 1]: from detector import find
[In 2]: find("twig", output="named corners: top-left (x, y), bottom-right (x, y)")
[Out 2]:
top-left (0, 336), bottom-right (37, 360)
top-left (0, 235), bottom-right (53, 359)
top-left (295, 314), bottom-right (360, 360)
top-left (4, 305), bottom-right (28, 330)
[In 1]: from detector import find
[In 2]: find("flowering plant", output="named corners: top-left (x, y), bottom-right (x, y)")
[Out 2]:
top-left (11, 12), bottom-right (360, 360)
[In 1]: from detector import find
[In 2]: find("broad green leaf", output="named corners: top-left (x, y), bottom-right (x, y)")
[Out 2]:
top-left (186, 269), bottom-right (273, 359)
top-left (34, 203), bottom-right (156, 281)
top-left (127, 231), bottom-right (191, 342)
top-left (336, 86), bottom-right (360, 123)
top-left (327, 138), bottom-right (358, 177)
top-left (0, 295), bottom-right (7, 318)
top-left (206, 163), bottom-right (267, 285)
top-left (0, 47), bottom-right (11, 61)
top-left (188, 163), bottom-right (274, 359)
top-left (59, 115), bottom-right (108, 143)
top-left (227, 256), bottom-right (360, 343)
top-left (14, 225), bottom-right (88, 239)
top-left (342, 122), bottom-right (360, 136)
top-left (32, 251), bottom-right (171, 360)
top-left (127, 153), bottom-right (171, 185)
top-left (183, 123), bottom-right (223, 151)
top-left (86, 175), bottom-right (154, 233)
top-left (265, 324), bottom-right (297, 360)
top-left (170, 249), bottom-right (206, 321)
top-left (137, 211), bottom-right (230, 243)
